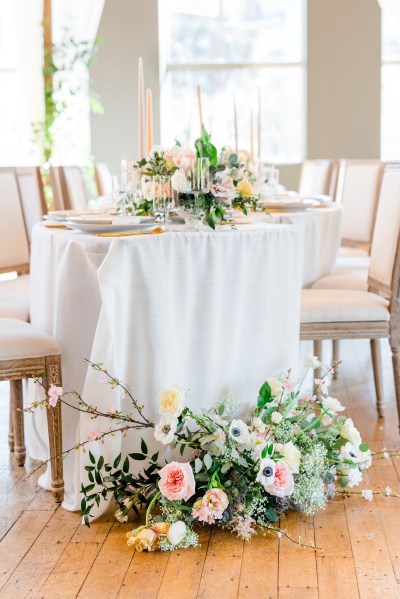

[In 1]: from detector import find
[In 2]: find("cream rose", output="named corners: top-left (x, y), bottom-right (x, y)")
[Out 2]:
top-left (280, 441), bottom-right (301, 474)
top-left (167, 521), bottom-right (187, 545)
top-left (341, 418), bottom-right (362, 447)
top-left (322, 396), bottom-right (345, 413)
top-left (266, 377), bottom-right (283, 398)
top-left (236, 178), bottom-right (254, 198)
top-left (158, 384), bottom-right (184, 416)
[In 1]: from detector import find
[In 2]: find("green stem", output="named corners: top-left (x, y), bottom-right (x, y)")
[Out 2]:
top-left (145, 491), bottom-right (161, 528)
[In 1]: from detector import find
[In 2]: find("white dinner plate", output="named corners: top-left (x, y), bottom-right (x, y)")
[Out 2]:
top-left (260, 199), bottom-right (320, 211)
top-left (66, 221), bottom-right (159, 234)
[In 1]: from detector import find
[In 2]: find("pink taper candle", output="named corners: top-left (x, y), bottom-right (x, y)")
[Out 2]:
top-left (146, 87), bottom-right (153, 156)
top-left (197, 85), bottom-right (203, 135)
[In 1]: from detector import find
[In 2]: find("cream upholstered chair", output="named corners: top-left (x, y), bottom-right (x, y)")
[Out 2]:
top-left (0, 170), bottom-right (30, 321)
top-left (16, 167), bottom-right (47, 242)
top-left (61, 166), bottom-right (88, 211)
top-left (50, 167), bottom-right (66, 211)
top-left (95, 162), bottom-right (112, 196)
top-left (336, 159), bottom-right (384, 251)
top-left (0, 318), bottom-right (64, 501)
top-left (299, 159), bottom-right (336, 197)
top-left (301, 166), bottom-right (400, 423)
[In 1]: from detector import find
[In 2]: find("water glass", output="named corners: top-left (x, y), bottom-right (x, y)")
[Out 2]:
top-left (152, 175), bottom-right (173, 228)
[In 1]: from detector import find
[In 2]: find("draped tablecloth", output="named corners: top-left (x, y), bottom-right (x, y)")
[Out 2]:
top-left (28, 222), bottom-right (303, 513)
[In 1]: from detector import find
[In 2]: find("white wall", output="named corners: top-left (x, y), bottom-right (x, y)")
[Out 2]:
top-left (91, 0), bottom-right (381, 186)
top-left (90, 0), bottom-right (160, 174)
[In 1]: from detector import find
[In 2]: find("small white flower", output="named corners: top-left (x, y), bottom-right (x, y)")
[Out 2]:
top-left (167, 521), bottom-right (187, 545)
top-left (341, 418), bottom-right (362, 447)
top-left (229, 419), bottom-right (250, 445)
top-left (321, 396), bottom-right (345, 413)
top-left (251, 417), bottom-right (266, 433)
top-left (384, 486), bottom-right (392, 496)
top-left (321, 414), bottom-right (333, 427)
top-left (314, 378), bottom-right (328, 395)
top-left (271, 411), bottom-right (283, 424)
top-left (340, 466), bottom-right (363, 488)
top-left (361, 489), bottom-right (373, 501)
top-left (256, 457), bottom-right (276, 490)
top-left (249, 432), bottom-right (266, 459)
top-left (384, 451), bottom-right (390, 459)
top-left (304, 355), bottom-right (321, 369)
top-left (154, 415), bottom-right (178, 445)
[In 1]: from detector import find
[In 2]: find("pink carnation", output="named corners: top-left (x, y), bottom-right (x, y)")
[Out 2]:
top-left (48, 384), bottom-right (62, 407)
top-left (265, 460), bottom-right (294, 498)
top-left (158, 461), bottom-right (196, 502)
top-left (211, 172), bottom-right (236, 201)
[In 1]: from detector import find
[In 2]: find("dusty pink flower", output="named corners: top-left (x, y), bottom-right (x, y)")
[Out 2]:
top-left (192, 488), bottom-right (229, 523)
top-left (158, 461), bottom-right (196, 501)
top-left (283, 380), bottom-right (295, 392)
top-left (48, 384), bottom-right (62, 407)
top-left (211, 172), bottom-right (236, 201)
top-left (173, 147), bottom-right (196, 169)
top-left (88, 430), bottom-right (102, 442)
top-left (265, 460), bottom-right (294, 498)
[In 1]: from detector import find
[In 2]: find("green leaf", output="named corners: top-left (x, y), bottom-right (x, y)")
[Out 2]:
top-left (221, 462), bottom-right (231, 474)
top-left (89, 451), bottom-right (96, 464)
top-left (258, 381), bottom-right (272, 409)
top-left (195, 458), bottom-right (203, 474)
top-left (113, 454), bottom-right (121, 468)
top-left (261, 446), bottom-right (268, 459)
top-left (150, 451), bottom-right (159, 462)
top-left (267, 444), bottom-right (274, 456)
top-left (359, 443), bottom-right (369, 452)
top-left (97, 456), bottom-right (104, 470)
top-left (264, 507), bottom-right (279, 522)
top-left (217, 403), bottom-right (225, 416)
top-left (141, 438), bottom-right (148, 454)
top-left (123, 456), bottom-right (130, 473)
top-left (128, 453), bottom-right (146, 461)
top-left (95, 470), bottom-right (102, 485)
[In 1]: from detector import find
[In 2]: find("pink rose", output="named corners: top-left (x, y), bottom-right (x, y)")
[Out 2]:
top-left (158, 461), bottom-right (196, 502)
top-left (265, 460), bottom-right (294, 498)
top-left (211, 172), bottom-right (236, 201)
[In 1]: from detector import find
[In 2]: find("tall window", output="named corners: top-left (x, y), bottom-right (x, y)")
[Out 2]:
top-left (159, 0), bottom-right (306, 163)
top-left (381, 0), bottom-right (400, 160)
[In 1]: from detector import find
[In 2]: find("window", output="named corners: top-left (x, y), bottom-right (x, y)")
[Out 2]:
top-left (159, 0), bottom-right (306, 163)
top-left (381, 0), bottom-right (400, 160)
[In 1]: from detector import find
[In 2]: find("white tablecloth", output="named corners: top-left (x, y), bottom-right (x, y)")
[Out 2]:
top-left (28, 223), bottom-right (304, 513)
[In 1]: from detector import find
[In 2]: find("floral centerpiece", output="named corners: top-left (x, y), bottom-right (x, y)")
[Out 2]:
top-left (27, 357), bottom-right (374, 553)
top-left (136, 127), bottom-right (258, 229)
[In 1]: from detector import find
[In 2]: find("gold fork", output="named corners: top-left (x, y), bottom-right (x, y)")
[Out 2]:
top-left (94, 226), bottom-right (165, 238)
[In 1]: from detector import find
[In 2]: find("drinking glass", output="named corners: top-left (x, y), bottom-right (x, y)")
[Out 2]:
top-left (152, 175), bottom-right (173, 228)
top-left (181, 157), bottom-right (210, 229)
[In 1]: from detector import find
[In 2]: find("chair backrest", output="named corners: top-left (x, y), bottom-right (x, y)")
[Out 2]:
top-left (0, 170), bottom-right (30, 274)
top-left (50, 167), bottom-right (66, 211)
top-left (15, 167), bottom-right (47, 242)
top-left (95, 162), bottom-right (112, 196)
top-left (368, 165), bottom-right (400, 301)
top-left (299, 160), bottom-right (335, 197)
top-left (336, 159), bottom-right (384, 247)
top-left (61, 166), bottom-right (88, 211)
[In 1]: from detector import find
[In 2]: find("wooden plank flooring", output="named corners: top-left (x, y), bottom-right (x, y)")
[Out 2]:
top-left (0, 339), bottom-right (399, 598)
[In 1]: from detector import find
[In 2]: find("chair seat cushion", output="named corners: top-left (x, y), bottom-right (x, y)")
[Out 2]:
top-left (0, 275), bottom-right (30, 321)
top-left (301, 290), bottom-right (390, 323)
top-left (335, 255), bottom-right (370, 271)
top-left (312, 269), bottom-right (368, 291)
top-left (0, 318), bottom-right (60, 360)
top-left (338, 246), bottom-right (369, 258)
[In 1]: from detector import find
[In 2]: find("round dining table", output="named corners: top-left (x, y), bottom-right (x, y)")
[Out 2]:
top-left (26, 214), bottom-right (338, 514)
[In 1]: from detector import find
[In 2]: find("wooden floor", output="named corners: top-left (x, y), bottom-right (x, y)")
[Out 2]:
top-left (0, 340), bottom-right (399, 599)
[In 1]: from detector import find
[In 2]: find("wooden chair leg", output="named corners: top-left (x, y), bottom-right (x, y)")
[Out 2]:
top-left (391, 346), bottom-right (400, 433)
top-left (10, 380), bottom-right (25, 466)
top-left (314, 340), bottom-right (323, 382)
top-left (8, 408), bottom-right (14, 452)
top-left (332, 340), bottom-right (340, 379)
top-left (371, 339), bottom-right (385, 418)
top-left (43, 355), bottom-right (64, 502)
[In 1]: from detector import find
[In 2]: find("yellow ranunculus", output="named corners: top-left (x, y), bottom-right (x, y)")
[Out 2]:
top-left (236, 178), bottom-right (254, 198)
top-left (158, 384), bottom-right (184, 416)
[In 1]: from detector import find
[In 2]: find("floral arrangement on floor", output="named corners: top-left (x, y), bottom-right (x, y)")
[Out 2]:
top-left (27, 356), bottom-right (380, 553)
top-left (136, 127), bottom-right (258, 228)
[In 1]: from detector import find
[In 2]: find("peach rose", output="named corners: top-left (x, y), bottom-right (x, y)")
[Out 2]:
top-left (192, 488), bottom-right (229, 523)
top-left (127, 528), bottom-right (158, 551)
top-left (265, 460), bottom-right (294, 498)
top-left (158, 461), bottom-right (196, 501)
top-left (211, 172), bottom-right (236, 201)
top-left (173, 148), bottom-right (196, 169)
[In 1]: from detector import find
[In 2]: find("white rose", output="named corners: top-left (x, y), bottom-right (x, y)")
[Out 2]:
top-left (340, 442), bottom-right (372, 470)
top-left (271, 411), bottom-right (283, 424)
top-left (154, 415), bottom-right (179, 445)
top-left (166, 521), bottom-right (187, 546)
top-left (229, 419), bottom-right (250, 445)
top-left (341, 418), bottom-right (362, 447)
top-left (280, 441), bottom-right (301, 474)
top-left (322, 396), bottom-right (345, 413)
top-left (304, 355), bottom-right (321, 369)
top-left (266, 378), bottom-right (283, 398)
top-left (158, 385), bottom-right (184, 416)
top-left (256, 457), bottom-right (276, 490)
top-left (251, 417), bottom-right (266, 433)
top-left (171, 168), bottom-right (190, 193)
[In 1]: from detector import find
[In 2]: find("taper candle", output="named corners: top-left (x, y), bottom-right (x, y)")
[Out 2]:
top-left (233, 94), bottom-right (238, 154)
top-left (197, 85), bottom-right (203, 135)
top-left (257, 87), bottom-right (261, 161)
top-left (138, 56), bottom-right (145, 160)
top-left (146, 87), bottom-right (153, 156)
top-left (250, 110), bottom-right (254, 161)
